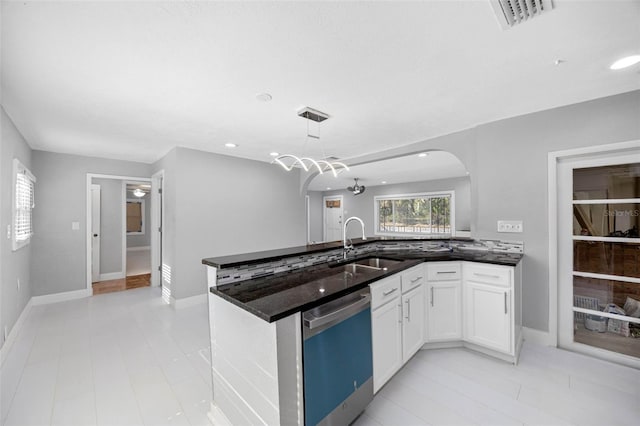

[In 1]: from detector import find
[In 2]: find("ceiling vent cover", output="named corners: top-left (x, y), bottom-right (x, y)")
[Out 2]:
top-left (490, 0), bottom-right (554, 29)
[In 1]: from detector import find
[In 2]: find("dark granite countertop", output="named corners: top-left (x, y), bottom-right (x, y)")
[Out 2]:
top-left (208, 249), bottom-right (522, 323)
top-left (211, 256), bottom-right (422, 322)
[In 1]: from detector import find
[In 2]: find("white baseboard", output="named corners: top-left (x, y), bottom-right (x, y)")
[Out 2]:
top-left (522, 326), bottom-right (553, 346)
top-left (171, 293), bottom-right (207, 310)
top-left (0, 298), bottom-right (34, 367)
top-left (99, 271), bottom-right (125, 281)
top-left (127, 245), bottom-right (150, 252)
top-left (32, 288), bottom-right (92, 306)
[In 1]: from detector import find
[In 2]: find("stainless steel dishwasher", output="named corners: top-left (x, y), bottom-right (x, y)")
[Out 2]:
top-left (302, 288), bottom-right (373, 426)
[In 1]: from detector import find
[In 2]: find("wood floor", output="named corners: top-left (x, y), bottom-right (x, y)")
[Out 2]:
top-left (92, 273), bottom-right (151, 295)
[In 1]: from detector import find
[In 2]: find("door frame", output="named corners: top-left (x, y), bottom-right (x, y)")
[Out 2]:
top-left (90, 184), bottom-right (101, 283)
top-left (151, 170), bottom-right (164, 288)
top-left (548, 139), bottom-right (640, 358)
top-left (85, 173), bottom-right (152, 295)
top-left (323, 195), bottom-right (343, 242)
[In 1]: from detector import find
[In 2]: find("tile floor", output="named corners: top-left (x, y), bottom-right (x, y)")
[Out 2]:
top-left (2, 286), bottom-right (639, 426)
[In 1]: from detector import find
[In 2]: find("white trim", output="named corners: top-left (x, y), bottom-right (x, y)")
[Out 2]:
top-left (32, 289), bottom-right (91, 306)
top-left (572, 236), bottom-right (640, 243)
top-left (98, 271), bottom-right (125, 281)
top-left (548, 139), bottom-right (640, 356)
top-left (127, 245), bottom-right (151, 252)
top-left (305, 195), bottom-right (310, 244)
top-left (522, 327), bottom-right (552, 346)
top-left (322, 194), bottom-right (343, 242)
top-left (573, 270), bottom-right (640, 284)
top-left (86, 173), bottom-right (151, 294)
top-left (573, 198), bottom-right (640, 204)
top-left (0, 298), bottom-right (33, 367)
top-left (170, 293), bottom-right (207, 309)
top-left (151, 170), bottom-right (165, 288)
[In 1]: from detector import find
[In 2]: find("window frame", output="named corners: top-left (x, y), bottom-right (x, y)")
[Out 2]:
top-left (126, 198), bottom-right (145, 235)
top-left (12, 158), bottom-right (36, 251)
top-left (373, 190), bottom-right (455, 237)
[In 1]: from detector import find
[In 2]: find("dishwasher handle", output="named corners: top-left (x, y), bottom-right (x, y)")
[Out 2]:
top-left (304, 293), bottom-right (371, 331)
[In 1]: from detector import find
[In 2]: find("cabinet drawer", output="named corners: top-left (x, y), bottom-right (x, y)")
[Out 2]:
top-left (427, 262), bottom-right (461, 281)
top-left (401, 265), bottom-right (426, 293)
top-left (464, 263), bottom-right (511, 287)
top-left (370, 275), bottom-right (401, 310)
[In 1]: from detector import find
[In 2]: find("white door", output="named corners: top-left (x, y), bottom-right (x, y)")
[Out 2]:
top-left (151, 172), bottom-right (164, 288)
top-left (91, 184), bottom-right (101, 282)
top-left (401, 285), bottom-right (425, 361)
top-left (323, 196), bottom-right (343, 242)
top-left (371, 299), bottom-right (403, 393)
top-left (426, 281), bottom-right (462, 342)
top-left (465, 281), bottom-right (511, 353)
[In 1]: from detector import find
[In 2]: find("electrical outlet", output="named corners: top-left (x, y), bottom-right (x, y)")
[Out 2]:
top-left (17, 279), bottom-right (20, 291)
top-left (497, 220), bottom-right (523, 233)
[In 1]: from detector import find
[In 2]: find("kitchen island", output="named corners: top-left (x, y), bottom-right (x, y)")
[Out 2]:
top-left (203, 238), bottom-right (523, 426)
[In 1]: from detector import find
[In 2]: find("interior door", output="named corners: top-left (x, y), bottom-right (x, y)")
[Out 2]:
top-left (323, 196), bottom-right (343, 242)
top-left (91, 184), bottom-right (101, 282)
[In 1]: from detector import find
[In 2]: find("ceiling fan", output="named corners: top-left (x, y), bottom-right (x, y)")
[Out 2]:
top-left (347, 178), bottom-right (366, 195)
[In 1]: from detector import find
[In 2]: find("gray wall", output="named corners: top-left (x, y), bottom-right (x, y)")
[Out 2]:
top-left (93, 178), bottom-right (123, 275)
top-left (153, 147), bottom-right (306, 300)
top-left (312, 176), bottom-right (471, 241)
top-left (31, 151), bottom-right (151, 296)
top-left (1, 107), bottom-right (32, 348)
top-left (307, 191), bottom-right (324, 243)
top-left (318, 90), bottom-right (640, 333)
top-left (126, 191), bottom-right (151, 248)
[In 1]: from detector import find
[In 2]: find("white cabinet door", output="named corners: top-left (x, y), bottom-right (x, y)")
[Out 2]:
top-left (426, 281), bottom-right (462, 342)
top-left (401, 285), bottom-right (425, 361)
top-left (371, 299), bottom-right (403, 393)
top-left (464, 281), bottom-right (512, 354)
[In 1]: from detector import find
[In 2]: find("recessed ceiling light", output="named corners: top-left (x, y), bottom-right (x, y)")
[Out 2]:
top-left (610, 55), bottom-right (640, 70)
top-left (256, 93), bottom-right (273, 102)
top-left (326, 187), bottom-right (331, 190)
top-left (269, 152), bottom-right (279, 157)
top-left (418, 153), bottom-right (428, 157)
top-left (381, 181), bottom-right (387, 184)
top-left (224, 143), bottom-right (237, 148)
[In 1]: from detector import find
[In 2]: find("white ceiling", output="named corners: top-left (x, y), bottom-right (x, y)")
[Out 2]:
top-left (306, 150), bottom-right (468, 191)
top-left (2, 1), bottom-right (639, 164)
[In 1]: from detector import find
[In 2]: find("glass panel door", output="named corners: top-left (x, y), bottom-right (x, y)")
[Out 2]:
top-left (571, 163), bottom-right (640, 358)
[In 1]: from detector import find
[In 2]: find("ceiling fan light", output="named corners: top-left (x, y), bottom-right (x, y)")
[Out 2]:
top-left (133, 188), bottom-right (145, 197)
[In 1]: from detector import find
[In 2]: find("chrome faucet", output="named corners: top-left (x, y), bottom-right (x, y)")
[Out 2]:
top-left (343, 216), bottom-right (366, 259)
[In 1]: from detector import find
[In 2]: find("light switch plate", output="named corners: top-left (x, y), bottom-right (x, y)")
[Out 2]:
top-left (72, 222), bottom-right (80, 231)
top-left (497, 220), bottom-right (523, 233)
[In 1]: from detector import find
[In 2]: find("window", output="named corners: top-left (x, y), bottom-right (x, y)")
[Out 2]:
top-left (375, 191), bottom-right (454, 236)
top-left (12, 159), bottom-right (36, 251)
top-left (126, 199), bottom-right (145, 234)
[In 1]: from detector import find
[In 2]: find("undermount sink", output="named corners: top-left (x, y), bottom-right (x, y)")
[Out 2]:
top-left (332, 256), bottom-right (404, 272)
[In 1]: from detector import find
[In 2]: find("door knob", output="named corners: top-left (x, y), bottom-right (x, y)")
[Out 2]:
top-left (93, 234), bottom-right (98, 237)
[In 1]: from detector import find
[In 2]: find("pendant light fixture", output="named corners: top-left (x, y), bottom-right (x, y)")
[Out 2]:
top-left (273, 107), bottom-right (349, 177)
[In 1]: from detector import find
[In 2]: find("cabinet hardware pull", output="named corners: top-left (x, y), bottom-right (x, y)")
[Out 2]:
top-left (504, 292), bottom-right (508, 314)
top-left (383, 288), bottom-right (398, 296)
top-left (410, 276), bottom-right (423, 283)
top-left (405, 299), bottom-right (411, 321)
top-left (430, 287), bottom-right (434, 307)
top-left (475, 272), bottom-right (501, 279)
top-left (437, 271), bottom-right (456, 274)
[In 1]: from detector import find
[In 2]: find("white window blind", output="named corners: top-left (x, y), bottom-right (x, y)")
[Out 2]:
top-left (13, 159), bottom-right (36, 251)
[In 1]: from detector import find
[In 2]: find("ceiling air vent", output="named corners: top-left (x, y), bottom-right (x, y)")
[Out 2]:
top-left (490, 0), bottom-right (554, 30)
